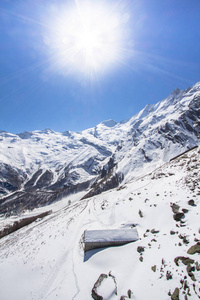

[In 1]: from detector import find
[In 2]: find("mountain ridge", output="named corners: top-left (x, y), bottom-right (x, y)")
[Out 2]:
top-left (0, 81), bottom-right (200, 215)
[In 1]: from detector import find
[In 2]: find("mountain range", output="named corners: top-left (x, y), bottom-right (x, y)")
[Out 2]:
top-left (0, 82), bottom-right (200, 300)
top-left (0, 82), bottom-right (200, 215)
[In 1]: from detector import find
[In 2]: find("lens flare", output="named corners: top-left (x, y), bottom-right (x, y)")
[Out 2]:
top-left (43, 0), bottom-right (132, 81)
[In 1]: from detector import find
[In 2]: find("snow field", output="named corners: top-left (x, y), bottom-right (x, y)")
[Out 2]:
top-left (0, 147), bottom-right (200, 300)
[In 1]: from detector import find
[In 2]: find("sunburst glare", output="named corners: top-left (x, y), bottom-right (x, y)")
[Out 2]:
top-left (43, 0), bottom-right (133, 81)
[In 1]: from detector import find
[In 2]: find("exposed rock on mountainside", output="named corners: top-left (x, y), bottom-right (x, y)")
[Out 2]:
top-left (0, 82), bottom-right (200, 215)
top-left (0, 210), bottom-right (51, 239)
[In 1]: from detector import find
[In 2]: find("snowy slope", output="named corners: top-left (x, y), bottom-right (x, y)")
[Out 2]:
top-left (0, 145), bottom-right (199, 300)
top-left (0, 82), bottom-right (200, 214)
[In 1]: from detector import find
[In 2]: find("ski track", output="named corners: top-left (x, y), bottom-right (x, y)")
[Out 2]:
top-left (71, 250), bottom-right (80, 300)
top-left (108, 203), bottom-right (116, 226)
top-left (90, 198), bottom-right (116, 228)
top-left (38, 200), bottom-right (89, 300)
top-left (40, 249), bottom-right (70, 299)
top-left (70, 197), bottom-right (117, 299)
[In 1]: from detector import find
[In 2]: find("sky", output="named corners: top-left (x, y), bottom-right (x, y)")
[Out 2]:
top-left (0, 0), bottom-right (200, 134)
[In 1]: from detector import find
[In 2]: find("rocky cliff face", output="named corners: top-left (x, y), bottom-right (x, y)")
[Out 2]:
top-left (0, 82), bottom-right (200, 215)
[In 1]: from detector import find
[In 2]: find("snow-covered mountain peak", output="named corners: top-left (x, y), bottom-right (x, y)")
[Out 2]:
top-left (133, 103), bottom-right (155, 121)
top-left (100, 119), bottom-right (117, 127)
top-left (18, 131), bottom-right (33, 139)
top-left (189, 80), bottom-right (200, 92)
top-left (37, 128), bottom-right (55, 135)
top-left (171, 87), bottom-right (181, 96)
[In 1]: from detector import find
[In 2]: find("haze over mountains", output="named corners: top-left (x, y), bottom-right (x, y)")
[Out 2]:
top-left (0, 82), bottom-right (200, 300)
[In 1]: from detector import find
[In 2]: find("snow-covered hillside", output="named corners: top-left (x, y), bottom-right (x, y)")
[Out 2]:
top-left (0, 82), bottom-right (200, 215)
top-left (0, 82), bottom-right (200, 300)
top-left (0, 144), bottom-right (200, 300)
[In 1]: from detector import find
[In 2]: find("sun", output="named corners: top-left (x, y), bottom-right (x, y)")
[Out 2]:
top-left (43, 0), bottom-right (132, 81)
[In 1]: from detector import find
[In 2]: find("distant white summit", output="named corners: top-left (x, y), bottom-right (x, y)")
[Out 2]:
top-left (100, 119), bottom-right (117, 127)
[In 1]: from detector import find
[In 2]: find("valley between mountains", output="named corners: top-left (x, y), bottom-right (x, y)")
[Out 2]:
top-left (0, 82), bottom-right (200, 299)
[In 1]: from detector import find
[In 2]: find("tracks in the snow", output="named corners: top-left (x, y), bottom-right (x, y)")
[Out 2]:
top-left (38, 200), bottom-right (89, 299)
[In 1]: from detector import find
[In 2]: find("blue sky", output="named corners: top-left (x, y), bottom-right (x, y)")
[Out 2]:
top-left (0, 0), bottom-right (200, 134)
